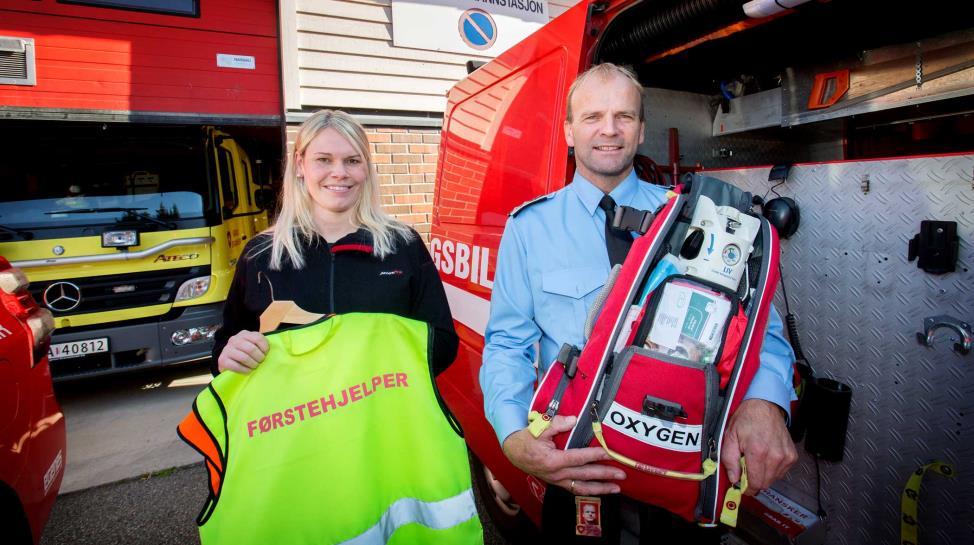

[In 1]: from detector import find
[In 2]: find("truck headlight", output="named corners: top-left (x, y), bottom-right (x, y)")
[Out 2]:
top-left (175, 276), bottom-right (211, 301)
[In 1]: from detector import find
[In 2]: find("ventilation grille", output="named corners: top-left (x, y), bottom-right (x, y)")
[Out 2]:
top-left (29, 266), bottom-right (211, 317)
top-left (0, 37), bottom-right (35, 86)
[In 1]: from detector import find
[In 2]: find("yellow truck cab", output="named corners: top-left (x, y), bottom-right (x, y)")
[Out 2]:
top-left (0, 122), bottom-right (271, 379)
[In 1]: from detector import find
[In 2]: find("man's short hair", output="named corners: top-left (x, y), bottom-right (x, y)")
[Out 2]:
top-left (565, 63), bottom-right (644, 122)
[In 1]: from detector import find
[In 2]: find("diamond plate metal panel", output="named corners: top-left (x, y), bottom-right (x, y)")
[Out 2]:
top-left (708, 155), bottom-right (974, 545)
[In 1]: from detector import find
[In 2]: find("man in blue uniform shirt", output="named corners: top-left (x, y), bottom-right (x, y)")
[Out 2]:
top-left (481, 63), bottom-right (798, 541)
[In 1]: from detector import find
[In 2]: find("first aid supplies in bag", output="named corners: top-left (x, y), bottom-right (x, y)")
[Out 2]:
top-left (178, 313), bottom-right (483, 545)
top-left (529, 175), bottom-right (781, 527)
top-left (642, 279), bottom-right (733, 366)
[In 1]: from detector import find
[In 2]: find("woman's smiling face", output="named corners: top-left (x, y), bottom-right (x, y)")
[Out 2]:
top-left (297, 127), bottom-right (368, 218)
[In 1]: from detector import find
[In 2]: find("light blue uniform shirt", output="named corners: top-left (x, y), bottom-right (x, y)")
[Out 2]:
top-left (481, 170), bottom-right (796, 445)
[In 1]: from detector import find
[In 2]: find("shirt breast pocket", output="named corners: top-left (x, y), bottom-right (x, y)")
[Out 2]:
top-left (539, 267), bottom-right (607, 343)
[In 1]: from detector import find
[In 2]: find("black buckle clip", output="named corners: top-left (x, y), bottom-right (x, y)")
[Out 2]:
top-left (556, 343), bottom-right (581, 379)
top-left (643, 395), bottom-right (687, 421)
top-left (612, 206), bottom-right (655, 235)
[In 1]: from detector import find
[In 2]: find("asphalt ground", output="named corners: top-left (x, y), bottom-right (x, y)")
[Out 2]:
top-left (41, 462), bottom-right (510, 545)
top-left (41, 464), bottom-right (206, 545)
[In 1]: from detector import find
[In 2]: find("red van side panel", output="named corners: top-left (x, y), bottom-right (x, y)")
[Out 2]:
top-left (433, 1), bottom-right (594, 524)
top-left (0, 1), bottom-right (279, 117)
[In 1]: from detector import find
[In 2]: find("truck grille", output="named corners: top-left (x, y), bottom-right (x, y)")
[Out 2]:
top-left (29, 266), bottom-right (211, 316)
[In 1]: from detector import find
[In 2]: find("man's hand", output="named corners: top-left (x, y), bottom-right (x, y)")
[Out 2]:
top-left (721, 399), bottom-right (797, 495)
top-left (503, 415), bottom-right (625, 496)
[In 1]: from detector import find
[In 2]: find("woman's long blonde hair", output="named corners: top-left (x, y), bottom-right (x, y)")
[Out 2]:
top-left (264, 109), bottom-right (413, 269)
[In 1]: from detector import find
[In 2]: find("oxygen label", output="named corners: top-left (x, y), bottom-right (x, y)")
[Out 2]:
top-left (603, 401), bottom-right (701, 452)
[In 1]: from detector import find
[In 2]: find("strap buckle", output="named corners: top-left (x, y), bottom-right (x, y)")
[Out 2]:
top-left (556, 343), bottom-right (581, 379)
top-left (611, 205), bottom-right (655, 235)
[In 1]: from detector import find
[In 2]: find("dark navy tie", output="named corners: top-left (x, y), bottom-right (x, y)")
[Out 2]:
top-left (598, 194), bottom-right (633, 267)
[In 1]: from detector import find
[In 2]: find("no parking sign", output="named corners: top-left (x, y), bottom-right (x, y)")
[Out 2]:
top-left (459, 9), bottom-right (497, 51)
top-left (392, 0), bottom-right (548, 56)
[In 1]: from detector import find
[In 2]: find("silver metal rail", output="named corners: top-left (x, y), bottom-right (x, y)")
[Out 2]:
top-left (11, 237), bottom-right (215, 269)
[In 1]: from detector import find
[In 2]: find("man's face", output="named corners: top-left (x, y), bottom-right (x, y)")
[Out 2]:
top-left (564, 72), bottom-right (645, 193)
top-left (582, 504), bottom-right (597, 523)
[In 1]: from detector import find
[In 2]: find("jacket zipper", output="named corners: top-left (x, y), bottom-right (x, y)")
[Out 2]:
top-left (328, 250), bottom-right (336, 314)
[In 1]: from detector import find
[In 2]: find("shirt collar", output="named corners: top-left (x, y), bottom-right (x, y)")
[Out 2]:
top-left (305, 228), bottom-right (375, 255)
top-left (569, 168), bottom-right (640, 216)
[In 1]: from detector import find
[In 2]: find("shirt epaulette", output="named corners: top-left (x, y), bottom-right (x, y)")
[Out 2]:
top-left (510, 193), bottom-right (554, 217)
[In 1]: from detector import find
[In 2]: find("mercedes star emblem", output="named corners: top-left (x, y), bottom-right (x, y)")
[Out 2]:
top-left (43, 281), bottom-right (82, 312)
top-left (53, 245), bottom-right (65, 256)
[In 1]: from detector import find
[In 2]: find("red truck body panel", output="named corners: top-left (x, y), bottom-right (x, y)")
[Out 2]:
top-left (0, 0), bottom-right (280, 117)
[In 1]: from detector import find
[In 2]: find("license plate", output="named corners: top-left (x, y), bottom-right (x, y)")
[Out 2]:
top-left (48, 338), bottom-right (110, 361)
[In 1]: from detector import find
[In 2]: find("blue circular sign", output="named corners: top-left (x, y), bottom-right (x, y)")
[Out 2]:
top-left (459, 9), bottom-right (496, 51)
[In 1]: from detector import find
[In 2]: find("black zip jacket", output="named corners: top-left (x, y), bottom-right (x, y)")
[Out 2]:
top-left (212, 228), bottom-right (458, 376)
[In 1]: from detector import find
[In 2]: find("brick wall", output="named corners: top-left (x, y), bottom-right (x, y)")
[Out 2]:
top-left (285, 124), bottom-right (441, 242)
top-left (366, 127), bottom-right (440, 242)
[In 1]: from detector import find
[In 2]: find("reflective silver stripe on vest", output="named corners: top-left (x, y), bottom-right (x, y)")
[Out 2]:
top-left (338, 489), bottom-right (477, 545)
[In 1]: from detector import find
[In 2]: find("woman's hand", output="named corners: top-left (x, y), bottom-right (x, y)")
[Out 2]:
top-left (218, 330), bottom-right (270, 374)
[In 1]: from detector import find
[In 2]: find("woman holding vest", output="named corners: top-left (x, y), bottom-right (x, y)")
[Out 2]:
top-left (212, 109), bottom-right (458, 375)
top-left (189, 110), bottom-right (481, 545)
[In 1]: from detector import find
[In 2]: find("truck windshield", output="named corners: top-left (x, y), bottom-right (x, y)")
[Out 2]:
top-left (0, 123), bottom-right (216, 241)
top-left (0, 193), bottom-right (203, 232)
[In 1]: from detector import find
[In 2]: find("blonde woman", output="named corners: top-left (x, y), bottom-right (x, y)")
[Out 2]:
top-left (213, 110), bottom-right (457, 376)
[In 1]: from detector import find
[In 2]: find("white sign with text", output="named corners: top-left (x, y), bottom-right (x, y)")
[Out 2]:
top-left (391, 0), bottom-right (548, 56)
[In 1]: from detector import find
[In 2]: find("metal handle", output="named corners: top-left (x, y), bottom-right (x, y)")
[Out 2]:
top-left (916, 315), bottom-right (972, 355)
top-left (11, 237), bottom-right (215, 269)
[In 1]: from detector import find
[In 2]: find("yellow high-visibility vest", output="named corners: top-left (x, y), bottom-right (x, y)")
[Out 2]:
top-left (179, 313), bottom-right (483, 545)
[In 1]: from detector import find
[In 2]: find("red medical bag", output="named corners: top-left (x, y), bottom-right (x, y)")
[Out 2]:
top-left (529, 175), bottom-right (781, 526)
